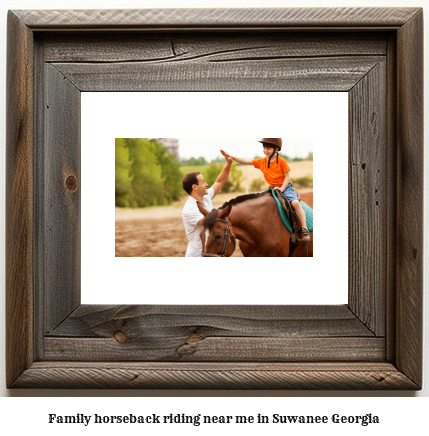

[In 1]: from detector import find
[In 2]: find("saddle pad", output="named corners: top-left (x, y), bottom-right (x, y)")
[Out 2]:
top-left (270, 190), bottom-right (313, 233)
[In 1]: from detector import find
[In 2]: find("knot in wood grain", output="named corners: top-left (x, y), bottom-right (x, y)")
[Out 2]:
top-left (64, 174), bottom-right (78, 193)
top-left (176, 333), bottom-right (203, 357)
top-left (185, 333), bottom-right (203, 344)
top-left (114, 331), bottom-right (128, 343)
top-left (176, 344), bottom-right (197, 357)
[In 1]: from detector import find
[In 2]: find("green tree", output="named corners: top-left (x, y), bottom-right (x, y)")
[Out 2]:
top-left (203, 162), bottom-right (243, 193)
top-left (250, 178), bottom-right (265, 191)
top-left (291, 176), bottom-right (313, 188)
top-left (126, 138), bottom-right (165, 208)
top-left (115, 138), bottom-right (185, 208)
top-left (186, 156), bottom-right (207, 166)
top-left (210, 156), bottom-right (226, 164)
top-left (151, 139), bottom-right (183, 202)
top-left (115, 138), bottom-right (132, 207)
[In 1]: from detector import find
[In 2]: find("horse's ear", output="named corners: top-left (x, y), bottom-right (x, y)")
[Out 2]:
top-left (197, 201), bottom-right (209, 217)
top-left (219, 203), bottom-right (232, 219)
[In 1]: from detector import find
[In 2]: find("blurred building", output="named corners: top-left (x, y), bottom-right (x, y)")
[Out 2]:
top-left (157, 138), bottom-right (179, 160)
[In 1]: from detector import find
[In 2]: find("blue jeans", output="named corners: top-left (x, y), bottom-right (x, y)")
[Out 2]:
top-left (269, 183), bottom-right (299, 202)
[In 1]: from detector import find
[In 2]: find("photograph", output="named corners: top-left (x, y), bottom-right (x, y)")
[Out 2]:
top-left (81, 91), bottom-right (346, 305)
top-left (115, 137), bottom-right (314, 258)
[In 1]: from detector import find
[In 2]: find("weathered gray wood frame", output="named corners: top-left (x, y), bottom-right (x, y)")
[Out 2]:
top-left (6, 8), bottom-right (423, 390)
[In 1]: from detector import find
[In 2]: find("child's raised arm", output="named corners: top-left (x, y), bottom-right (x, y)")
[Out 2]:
top-left (220, 149), bottom-right (253, 165)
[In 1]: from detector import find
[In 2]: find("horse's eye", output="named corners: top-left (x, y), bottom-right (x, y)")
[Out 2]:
top-left (216, 234), bottom-right (222, 239)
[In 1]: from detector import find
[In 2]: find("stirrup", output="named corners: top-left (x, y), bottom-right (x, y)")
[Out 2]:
top-left (298, 227), bottom-right (310, 242)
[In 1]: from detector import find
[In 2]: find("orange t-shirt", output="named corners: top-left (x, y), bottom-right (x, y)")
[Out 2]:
top-left (252, 156), bottom-right (291, 187)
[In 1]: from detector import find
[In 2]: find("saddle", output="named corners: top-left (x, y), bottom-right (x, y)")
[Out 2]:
top-left (270, 189), bottom-right (314, 257)
top-left (272, 189), bottom-right (302, 246)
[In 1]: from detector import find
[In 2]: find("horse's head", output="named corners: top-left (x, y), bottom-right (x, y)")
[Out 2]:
top-left (197, 202), bottom-right (236, 257)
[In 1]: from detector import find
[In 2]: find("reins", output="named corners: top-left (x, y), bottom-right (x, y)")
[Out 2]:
top-left (201, 218), bottom-right (236, 257)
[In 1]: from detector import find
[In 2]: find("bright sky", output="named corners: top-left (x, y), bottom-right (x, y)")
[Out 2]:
top-left (177, 138), bottom-right (313, 162)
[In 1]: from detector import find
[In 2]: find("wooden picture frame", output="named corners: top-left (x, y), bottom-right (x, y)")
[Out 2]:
top-left (6, 7), bottom-right (423, 389)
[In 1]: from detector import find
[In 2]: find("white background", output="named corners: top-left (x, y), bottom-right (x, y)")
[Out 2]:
top-left (82, 92), bottom-right (348, 305)
top-left (0, 0), bottom-right (427, 424)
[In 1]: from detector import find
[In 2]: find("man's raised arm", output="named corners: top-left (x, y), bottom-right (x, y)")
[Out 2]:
top-left (211, 155), bottom-right (233, 198)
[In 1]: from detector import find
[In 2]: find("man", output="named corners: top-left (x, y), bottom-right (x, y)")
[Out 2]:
top-left (182, 156), bottom-right (233, 257)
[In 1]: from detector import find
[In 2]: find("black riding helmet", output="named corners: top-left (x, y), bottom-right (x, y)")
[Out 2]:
top-left (259, 138), bottom-right (282, 168)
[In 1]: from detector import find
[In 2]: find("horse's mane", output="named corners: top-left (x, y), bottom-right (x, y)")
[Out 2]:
top-left (202, 209), bottom-right (220, 230)
top-left (203, 191), bottom-right (270, 230)
top-left (219, 191), bottom-right (270, 210)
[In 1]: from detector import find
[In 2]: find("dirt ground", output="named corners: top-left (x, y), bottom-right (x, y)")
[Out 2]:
top-left (115, 161), bottom-right (313, 257)
top-left (115, 216), bottom-right (193, 257)
top-left (115, 198), bottom-right (244, 257)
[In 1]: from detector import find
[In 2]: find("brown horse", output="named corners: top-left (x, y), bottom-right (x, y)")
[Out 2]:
top-left (198, 191), bottom-right (313, 257)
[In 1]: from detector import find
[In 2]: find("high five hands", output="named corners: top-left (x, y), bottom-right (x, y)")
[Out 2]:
top-left (220, 150), bottom-right (233, 164)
